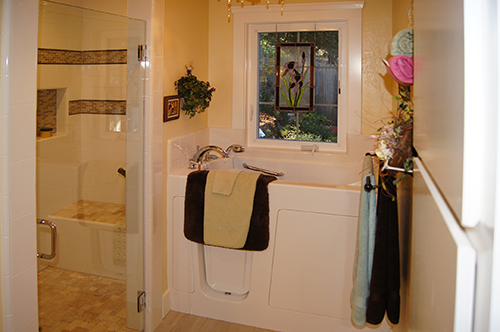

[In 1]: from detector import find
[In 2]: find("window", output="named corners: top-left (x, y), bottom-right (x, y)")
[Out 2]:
top-left (232, 3), bottom-right (363, 152)
top-left (257, 29), bottom-right (341, 143)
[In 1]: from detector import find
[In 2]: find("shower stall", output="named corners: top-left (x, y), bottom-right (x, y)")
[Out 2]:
top-left (35, 1), bottom-right (146, 329)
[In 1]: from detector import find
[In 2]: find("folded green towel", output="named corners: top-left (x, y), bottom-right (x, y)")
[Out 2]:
top-left (184, 170), bottom-right (277, 251)
top-left (204, 170), bottom-right (261, 249)
top-left (212, 169), bottom-right (243, 195)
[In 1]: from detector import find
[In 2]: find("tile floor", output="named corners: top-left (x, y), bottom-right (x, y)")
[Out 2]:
top-left (38, 267), bottom-right (273, 332)
top-left (154, 311), bottom-right (277, 332)
top-left (37, 267), bottom-right (135, 332)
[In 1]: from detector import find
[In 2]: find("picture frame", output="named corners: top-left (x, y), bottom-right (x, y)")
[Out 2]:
top-left (163, 95), bottom-right (181, 122)
top-left (275, 42), bottom-right (315, 112)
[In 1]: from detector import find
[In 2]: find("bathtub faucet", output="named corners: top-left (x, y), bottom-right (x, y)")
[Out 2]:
top-left (189, 144), bottom-right (245, 168)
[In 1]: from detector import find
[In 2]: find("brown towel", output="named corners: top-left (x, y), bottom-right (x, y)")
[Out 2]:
top-left (365, 171), bottom-right (400, 325)
top-left (184, 170), bottom-right (277, 251)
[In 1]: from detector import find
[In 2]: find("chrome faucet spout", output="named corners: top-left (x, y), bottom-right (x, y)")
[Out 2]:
top-left (192, 145), bottom-right (228, 164)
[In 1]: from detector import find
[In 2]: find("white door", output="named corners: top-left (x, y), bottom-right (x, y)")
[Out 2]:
top-left (409, 159), bottom-right (476, 331)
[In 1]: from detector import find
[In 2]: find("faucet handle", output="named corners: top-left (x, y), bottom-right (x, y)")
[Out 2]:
top-left (225, 144), bottom-right (245, 154)
top-left (188, 159), bottom-right (200, 170)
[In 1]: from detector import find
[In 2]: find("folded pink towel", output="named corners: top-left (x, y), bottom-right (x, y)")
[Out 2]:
top-left (383, 56), bottom-right (413, 86)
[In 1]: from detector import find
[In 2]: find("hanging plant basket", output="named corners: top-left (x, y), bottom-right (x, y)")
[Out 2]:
top-left (174, 66), bottom-right (216, 118)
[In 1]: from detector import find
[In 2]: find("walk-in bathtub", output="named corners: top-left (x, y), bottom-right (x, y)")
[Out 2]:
top-left (166, 155), bottom-right (391, 332)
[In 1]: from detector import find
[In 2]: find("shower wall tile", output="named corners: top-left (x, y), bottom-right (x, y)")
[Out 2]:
top-left (38, 1), bottom-right (84, 50)
top-left (81, 0), bottom-right (127, 17)
top-left (37, 65), bottom-right (82, 91)
top-left (36, 160), bottom-right (80, 217)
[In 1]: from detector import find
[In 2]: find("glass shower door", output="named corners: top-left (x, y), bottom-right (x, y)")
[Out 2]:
top-left (36, 1), bottom-right (146, 330)
top-left (125, 16), bottom-right (147, 331)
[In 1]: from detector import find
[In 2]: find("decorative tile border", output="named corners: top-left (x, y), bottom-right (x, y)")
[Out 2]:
top-left (83, 50), bottom-right (127, 64)
top-left (38, 48), bottom-right (127, 65)
top-left (37, 89), bottom-right (57, 136)
top-left (37, 49), bottom-right (83, 65)
top-left (69, 99), bottom-right (127, 115)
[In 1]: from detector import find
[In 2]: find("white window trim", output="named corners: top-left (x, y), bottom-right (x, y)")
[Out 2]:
top-left (232, 2), bottom-right (363, 152)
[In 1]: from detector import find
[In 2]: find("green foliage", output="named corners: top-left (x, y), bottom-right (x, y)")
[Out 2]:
top-left (280, 113), bottom-right (336, 142)
top-left (259, 111), bottom-right (336, 142)
top-left (175, 69), bottom-right (215, 118)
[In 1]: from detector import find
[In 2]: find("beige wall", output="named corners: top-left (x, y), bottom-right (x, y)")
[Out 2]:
top-left (162, 0), bottom-right (209, 140)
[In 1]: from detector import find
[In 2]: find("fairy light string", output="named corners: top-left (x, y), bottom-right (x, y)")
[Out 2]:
top-left (221, 0), bottom-right (285, 22)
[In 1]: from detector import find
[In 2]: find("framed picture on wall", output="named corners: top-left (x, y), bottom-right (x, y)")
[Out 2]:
top-left (163, 95), bottom-right (181, 122)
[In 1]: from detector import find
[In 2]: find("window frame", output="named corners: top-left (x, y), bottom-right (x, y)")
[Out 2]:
top-left (232, 2), bottom-right (363, 153)
top-left (250, 23), bottom-right (345, 149)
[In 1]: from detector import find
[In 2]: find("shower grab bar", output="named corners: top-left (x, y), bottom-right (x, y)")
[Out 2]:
top-left (37, 219), bottom-right (57, 260)
top-left (242, 163), bottom-right (284, 177)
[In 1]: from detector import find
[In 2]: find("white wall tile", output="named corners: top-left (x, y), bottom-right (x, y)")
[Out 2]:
top-left (11, 213), bottom-right (37, 275)
top-left (10, 48), bottom-right (37, 104)
top-left (15, 317), bottom-right (39, 332)
top-left (2, 236), bottom-right (12, 276)
top-left (10, 104), bottom-right (35, 163)
top-left (9, 158), bottom-right (36, 221)
top-left (11, 265), bottom-right (38, 331)
top-left (12, 0), bottom-right (39, 50)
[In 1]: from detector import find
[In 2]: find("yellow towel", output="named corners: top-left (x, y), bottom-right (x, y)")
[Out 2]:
top-left (212, 169), bottom-right (243, 195)
top-left (204, 170), bottom-right (261, 248)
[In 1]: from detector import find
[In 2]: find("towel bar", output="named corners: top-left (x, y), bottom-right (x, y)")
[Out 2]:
top-left (242, 163), bottom-right (284, 177)
top-left (364, 176), bottom-right (380, 192)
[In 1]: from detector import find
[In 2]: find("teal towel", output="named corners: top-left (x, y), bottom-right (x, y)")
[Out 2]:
top-left (351, 156), bottom-right (377, 327)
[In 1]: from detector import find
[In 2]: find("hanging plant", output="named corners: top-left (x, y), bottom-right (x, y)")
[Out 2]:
top-left (174, 65), bottom-right (216, 118)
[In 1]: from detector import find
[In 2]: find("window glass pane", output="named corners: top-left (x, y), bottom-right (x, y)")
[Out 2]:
top-left (258, 104), bottom-right (295, 139)
top-left (315, 105), bottom-right (338, 126)
top-left (315, 67), bottom-right (338, 105)
top-left (277, 32), bottom-right (298, 43)
top-left (300, 31), bottom-right (339, 67)
top-left (295, 111), bottom-right (337, 142)
top-left (259, 32), bottom-right (277, 66)
top-left (258, 30), bottom-right (338, 143)
top-left (259, 68), bottom-right (275, 103)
